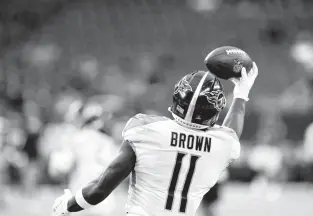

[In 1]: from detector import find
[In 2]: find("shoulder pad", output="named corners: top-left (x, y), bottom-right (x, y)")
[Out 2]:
top-left (123, 113), bottom-right (169, 133)
top-left (210, 125), bottom-right (240, 160)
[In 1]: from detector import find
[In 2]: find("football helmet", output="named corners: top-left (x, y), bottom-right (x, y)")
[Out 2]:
top-left (169, 71), bottom-right (226, 129)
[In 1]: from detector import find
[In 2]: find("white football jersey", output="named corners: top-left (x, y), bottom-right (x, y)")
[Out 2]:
top-left (123, 114), bottom-right (240, 216)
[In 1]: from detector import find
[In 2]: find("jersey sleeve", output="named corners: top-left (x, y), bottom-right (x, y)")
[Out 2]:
top-left (122, 114), bottom-right (149, 141)
top-left (212, 125), bottom-right (241, 160)
top-left (230, 136), bottom-right (240, 160)
top-left (221, 126), bottom-right (240, 160)
top-left (122, 113), bottom-right (168, 151)
top-left (217, 125), bottom-right (240, 141)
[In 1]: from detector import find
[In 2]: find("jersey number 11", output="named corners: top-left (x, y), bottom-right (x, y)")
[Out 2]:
top-left (165, 152), bottom-right (200, 213)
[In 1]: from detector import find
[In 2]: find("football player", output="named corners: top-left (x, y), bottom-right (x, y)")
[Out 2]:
top-left (52, 63), bottom-right (258, 216)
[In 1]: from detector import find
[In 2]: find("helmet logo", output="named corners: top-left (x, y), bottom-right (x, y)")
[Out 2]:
top-left (174, 77), bottom-right (193, 98)
top-left (200, 90), bottom-right (226, 111)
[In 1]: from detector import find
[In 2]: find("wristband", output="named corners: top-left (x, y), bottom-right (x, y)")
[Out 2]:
top-left (75, 188), bottom-right (94, 209)
top-left (233, 92), bottom-right (249, 101)
top-left (234, 95), bottom-right (249, 101)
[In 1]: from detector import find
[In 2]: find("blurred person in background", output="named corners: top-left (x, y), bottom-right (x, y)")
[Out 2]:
top-left (67, 101), bottom-right (123, 216)
top-left (2, 110), bottom-right (28, 188)
top-left (38, 96), bottom-right (82, 185)
top-left (279, 32), bottom-right (313, 143)
top-left (21, 100), bottom-right (43, 193)
top-left (276, 32), bottom-right (313, 183)
top-left (0, 115), bottom-right (9, 209)
top-left (247, 109), bottom-right (285, 201)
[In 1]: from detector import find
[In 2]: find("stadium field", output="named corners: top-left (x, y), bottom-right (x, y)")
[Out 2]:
top-left (1, 183), bottom-right (312, 216)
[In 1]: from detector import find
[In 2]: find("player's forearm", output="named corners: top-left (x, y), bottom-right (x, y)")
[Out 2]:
top-left (67, 165), bottom-right (126, 212)
top-left (83, 163), bottom-right (127, 204)
top-left (67, 142), bottom-right (136, 212)
top-left (67, 179), bottom-right (98, 212)
top-left (222, 98), bottom-right (246, 138)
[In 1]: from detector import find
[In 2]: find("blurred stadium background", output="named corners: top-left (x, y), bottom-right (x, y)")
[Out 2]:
top-left (1, 0), bottom-right (313, 216)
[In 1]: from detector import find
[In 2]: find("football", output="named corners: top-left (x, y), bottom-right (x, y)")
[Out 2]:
top-left (204, 46), bottom-right (253, 80)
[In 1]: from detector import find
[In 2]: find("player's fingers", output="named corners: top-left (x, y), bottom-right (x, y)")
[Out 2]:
top-left (64, 189), bottom-right (71, 194)
top-left (52, 199), bottom-right (61, 211)
top-left (64, 189), bottom-right (72, 197)
top-left (241, 67), bottom-right (248, 80)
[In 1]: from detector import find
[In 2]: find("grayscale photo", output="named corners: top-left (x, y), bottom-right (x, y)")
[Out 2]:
top-left (0, 1), bottom-right (312, 216)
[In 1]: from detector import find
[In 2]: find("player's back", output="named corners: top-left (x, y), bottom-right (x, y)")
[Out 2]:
top-left (123, 114), bottom-right (240, 216)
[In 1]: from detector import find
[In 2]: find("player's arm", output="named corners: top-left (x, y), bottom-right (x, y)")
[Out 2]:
top-left (222, 98), bottom-right (246, 138)
top-left (68, 139), bottom-right (135, 212)
top-left (52, 139), bottom-right (136, 215)
top-left (222, 63), bottom-right (258, 138)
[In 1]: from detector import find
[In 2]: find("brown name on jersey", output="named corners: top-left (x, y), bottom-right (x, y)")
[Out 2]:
top-left (170, 132), bottom-right (211, 152)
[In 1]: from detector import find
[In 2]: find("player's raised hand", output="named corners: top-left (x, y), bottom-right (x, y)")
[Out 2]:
top-left (52, 189), bottom-right (72, 216)
top-left (230, 62), bottom-right (258, 101)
